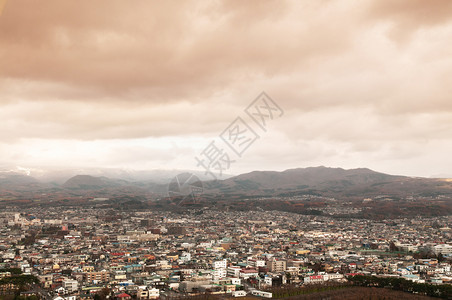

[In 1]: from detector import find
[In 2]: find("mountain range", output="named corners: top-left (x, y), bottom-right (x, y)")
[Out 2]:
top-left (1, 166), bottom-right (452, 200)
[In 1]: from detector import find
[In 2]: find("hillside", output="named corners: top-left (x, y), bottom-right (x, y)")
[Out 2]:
top-left (204, 166), bottom-right (452, 198)
top-left (62, 175), bottom-right (129, 190)
top-left (2, 167), bottom-right (452, 210)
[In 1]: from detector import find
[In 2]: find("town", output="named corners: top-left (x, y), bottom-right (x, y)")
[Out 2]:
top-left (1, 208), bottom-right (451, 299)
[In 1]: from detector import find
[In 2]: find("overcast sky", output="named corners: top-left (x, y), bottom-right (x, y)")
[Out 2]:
top-left (1, 0), bottom-right (452, 178)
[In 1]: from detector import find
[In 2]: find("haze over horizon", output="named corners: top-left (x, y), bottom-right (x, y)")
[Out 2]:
top-left (1, 0), bottom-right (452, 178)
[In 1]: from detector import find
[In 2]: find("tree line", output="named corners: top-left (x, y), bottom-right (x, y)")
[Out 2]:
top-left (348, 275), bottom-right (452, 298)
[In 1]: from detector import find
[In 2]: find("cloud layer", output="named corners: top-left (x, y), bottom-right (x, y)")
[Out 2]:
top-left (1, 0), bottom-right (452, 177)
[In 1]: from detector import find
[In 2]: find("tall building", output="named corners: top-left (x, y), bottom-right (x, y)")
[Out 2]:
top-left (267, 258), bottom-right (286, 273)
top-left (84, 271), bottom-right (110, 283)
top-left (213, 259), bottom-right (227, 270)
top-left (62, 279), bottom-right (78, 293)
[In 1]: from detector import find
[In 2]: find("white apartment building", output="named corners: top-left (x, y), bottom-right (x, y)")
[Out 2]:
top-left (247, 259), bottom-right (266, 268)
top-left (227, 266), bottom-right (241, 278)
top-left (213, 269), bottom-right (227, 279)
top-left (62, 279), bottom-right (78, 293)
top-left (432, 244), bottom-right (452, 255)
top-left (137, 287), bottom-right (159, 299)
top-left (213, 259), bottom-right (227, 270)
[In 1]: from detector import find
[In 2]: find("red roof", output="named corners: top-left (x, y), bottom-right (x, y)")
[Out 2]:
top-left (117, 293), bottom-right (130, 298)
top-left (241, 269), bottom-right (258, 273)
top-left (346, 273), bottom-right (363, 276)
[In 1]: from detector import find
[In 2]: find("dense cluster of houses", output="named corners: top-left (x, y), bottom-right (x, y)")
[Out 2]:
top-left (0, 208), bottom-right (451, 299)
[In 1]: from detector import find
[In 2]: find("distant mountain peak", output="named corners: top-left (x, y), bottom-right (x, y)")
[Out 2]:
top-left (204, 166), bottom-right (401, 196)
top-left (62, 174), bottom-right (127, 190)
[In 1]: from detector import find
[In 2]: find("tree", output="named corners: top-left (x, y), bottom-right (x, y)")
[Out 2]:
top-left (97, 287), bottom-right (110, 300)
